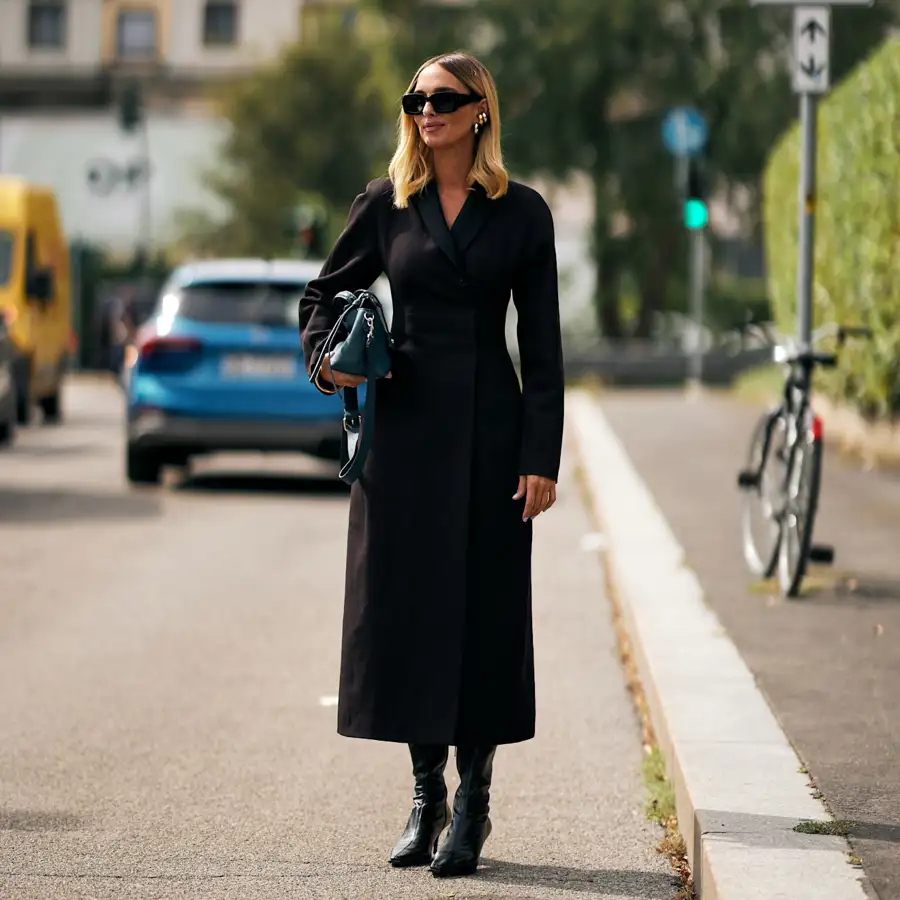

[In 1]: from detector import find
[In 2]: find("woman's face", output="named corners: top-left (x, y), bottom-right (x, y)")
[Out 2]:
top-left (412, 63), bottom-right (486, 151)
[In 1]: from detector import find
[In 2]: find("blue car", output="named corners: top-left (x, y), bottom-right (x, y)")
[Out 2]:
top-left (124, 258), bottom-right (387, 485)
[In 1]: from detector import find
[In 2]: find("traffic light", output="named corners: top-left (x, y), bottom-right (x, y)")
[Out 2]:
top-left (286, 203), bottom-right (328, 258)
top-left (118, 81), bottom-right (143, 134)
top-left (683, 156), bottom-right (708, 230)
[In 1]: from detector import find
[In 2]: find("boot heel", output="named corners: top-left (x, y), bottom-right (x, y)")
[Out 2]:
top-left (389, 745), bottom-right (450, 868)
top-left (430, 746), bottom-right (496, 878)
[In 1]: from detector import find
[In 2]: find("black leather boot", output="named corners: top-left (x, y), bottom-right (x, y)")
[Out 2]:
top-left (430, 745), bottom-right (496, 878)
top-left (389, 744), bottom-right (450, 867)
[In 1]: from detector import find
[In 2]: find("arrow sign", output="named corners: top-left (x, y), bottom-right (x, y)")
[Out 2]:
top-left (800, 56), bottom-right (826, 78)
top-left (792, 6), bottom-right (830, 94)
top-left (800, 18), bottom-right (826, 41)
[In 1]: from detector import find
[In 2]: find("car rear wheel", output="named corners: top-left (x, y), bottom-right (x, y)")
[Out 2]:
top-left (0, 417), bottom-right (14, 447)
top-left (15, 366), bottom-right (31, 426)
top-left (127, 445), bottom-right (162, 485)
top-left (40, 391), bottom-right (62, 424)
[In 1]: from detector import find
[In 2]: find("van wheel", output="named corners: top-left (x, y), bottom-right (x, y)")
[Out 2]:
top-left (15, 379), bottom-right (31, 426)
top-left (0, 418), bottom-right (14, 447)
top-left (40, 392), bottom-right (62, 424)
top-left (127, 445), bottom-right (161, 485)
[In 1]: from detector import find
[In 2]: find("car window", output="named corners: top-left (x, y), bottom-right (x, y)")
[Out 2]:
top-left (0, 231), bottom-right (14, 288)
top-left (165, 280), bottom-right (308, 327)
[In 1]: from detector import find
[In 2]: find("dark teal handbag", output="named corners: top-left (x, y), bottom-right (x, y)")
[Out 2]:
top-left (309, 289), bottom-right (394, 485)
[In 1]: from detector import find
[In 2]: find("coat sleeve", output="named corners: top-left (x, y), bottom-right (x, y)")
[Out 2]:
top-left (512, 194), bottom-right (565, 482)
top-left (298, 180), bottom-right (386, 394)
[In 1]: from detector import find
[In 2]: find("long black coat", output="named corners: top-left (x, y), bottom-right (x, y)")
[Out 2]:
top-left (299, 177), bottom-right (564, 746)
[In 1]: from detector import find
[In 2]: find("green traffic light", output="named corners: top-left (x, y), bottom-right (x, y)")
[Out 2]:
top-left (684, 198), bottom-right (708, 229)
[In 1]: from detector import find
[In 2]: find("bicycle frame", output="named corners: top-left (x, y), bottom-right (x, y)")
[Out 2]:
top-left (749, 356), bottom-right (817, 519)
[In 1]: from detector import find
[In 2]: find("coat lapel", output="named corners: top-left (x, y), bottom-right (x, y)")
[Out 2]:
top-left (411, 182), bottom-right (492, 270)
top-left (451, 183), bottom-right (490, 253)
top-left (411, 183), bottom-right (461, 270)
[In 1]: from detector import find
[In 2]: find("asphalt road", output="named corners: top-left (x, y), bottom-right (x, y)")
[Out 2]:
top-left (0, 378), bottom-right (672, 900)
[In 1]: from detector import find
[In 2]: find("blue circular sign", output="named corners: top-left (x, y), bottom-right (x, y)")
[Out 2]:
top-left (661, 107), bottom-right (708, 157)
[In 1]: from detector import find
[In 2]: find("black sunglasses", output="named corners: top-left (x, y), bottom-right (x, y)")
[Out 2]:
top-left (401, 90), bottom-right (482, 116)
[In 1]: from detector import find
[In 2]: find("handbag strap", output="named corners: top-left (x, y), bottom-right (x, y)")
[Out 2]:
top-left (307, 290), bottom-right (386, 484)
top-left (338, 341), bottom-right (378, 484)
top-left (309, 303), bottom-right (354, 392)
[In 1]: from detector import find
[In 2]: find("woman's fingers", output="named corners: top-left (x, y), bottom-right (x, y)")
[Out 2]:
top-left (319, 354), bottom-right (368, 388)
top-left (545, 483), bottom-right (557, 512)
top-left (331, 372), bottom-right (366, 388)
top-left (512, 475), bottom-right (527, 501)
top-left (521, 476), bottom-right (557, 521)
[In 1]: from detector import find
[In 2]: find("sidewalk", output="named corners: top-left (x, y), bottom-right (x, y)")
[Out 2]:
top-left (589, 387), bottom-right (900, 899)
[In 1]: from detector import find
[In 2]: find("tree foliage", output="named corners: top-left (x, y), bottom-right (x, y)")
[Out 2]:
top-left (175, 19), bottom-right (397, 258)
top-left (479, 0), bottom-right (896, 336)
top-left (176, 0), bottom-right (897, 341)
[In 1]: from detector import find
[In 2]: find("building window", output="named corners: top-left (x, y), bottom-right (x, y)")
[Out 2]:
top-left (203, 0), bottom-right (239, 46)
top-left (116, 9), bottom-right (158, 61)
top-left (28, 0), bottom-right (67, 50)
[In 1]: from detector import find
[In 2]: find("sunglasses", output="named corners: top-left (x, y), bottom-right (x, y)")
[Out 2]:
top-left (401, 90), bottom-right (482, 116)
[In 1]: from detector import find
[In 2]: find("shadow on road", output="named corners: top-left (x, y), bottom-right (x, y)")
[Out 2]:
top-left (477, 859), bottom-right (676, 897)
top-left (7, 442), bottom-right (107, 459)
top-left (798, 571), bottom-right (900, 606)
top-left (0, 488), bottom-right (161, 523)
top-left (176, 472), bottom-right (349, 497)
top-left (0, 810), bottom-right (85, 832)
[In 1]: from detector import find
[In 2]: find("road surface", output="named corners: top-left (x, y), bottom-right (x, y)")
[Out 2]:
top-left (0, 378), bottom-right (672, 899)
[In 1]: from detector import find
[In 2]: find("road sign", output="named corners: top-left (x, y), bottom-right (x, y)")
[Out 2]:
top-left (793, 6), bottom-right (830, 94)
top-left (661, 107), bottom-right (708, 158)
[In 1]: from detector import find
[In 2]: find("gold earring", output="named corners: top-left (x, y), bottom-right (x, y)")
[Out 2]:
top-left (474, 112), bottom-right (488, 134)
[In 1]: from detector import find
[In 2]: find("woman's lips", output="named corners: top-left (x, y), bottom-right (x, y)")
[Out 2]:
top-left (422, 121), bottom-right (445, 133)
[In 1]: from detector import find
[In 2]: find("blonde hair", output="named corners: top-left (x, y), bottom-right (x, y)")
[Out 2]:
top-left (388, 51), bottom-right (509, 209)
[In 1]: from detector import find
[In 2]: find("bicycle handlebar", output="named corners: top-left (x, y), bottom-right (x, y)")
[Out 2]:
top-left (768, 323), bottom-right (872, 369)
top-left (770, 322), bottom-right (872, 362)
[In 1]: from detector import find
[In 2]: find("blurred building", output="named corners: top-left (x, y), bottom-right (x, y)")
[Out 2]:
top-left (0, 0), bottom-right (598, 325)
top-left (0, 0), bottom-right (308, 110)
top-left (0, 0), bottom-right (353, 252)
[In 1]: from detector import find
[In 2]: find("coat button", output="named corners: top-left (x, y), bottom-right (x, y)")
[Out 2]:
top-left (459, 278), bottom-right (467, 287)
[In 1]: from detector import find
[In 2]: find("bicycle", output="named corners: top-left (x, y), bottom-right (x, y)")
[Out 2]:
top-left (736, 323), bottom-right (872, 598)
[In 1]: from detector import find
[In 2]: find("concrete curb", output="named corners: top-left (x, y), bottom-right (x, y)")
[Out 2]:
top-left (568, 388), bottom-right (869, 900)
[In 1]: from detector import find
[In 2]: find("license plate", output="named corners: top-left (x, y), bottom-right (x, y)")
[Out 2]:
top-left (221, 354), bottom-right (296, 378)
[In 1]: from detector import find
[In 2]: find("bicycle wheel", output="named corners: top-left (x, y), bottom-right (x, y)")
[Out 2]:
top-left (740, 408), bottom-right (788, 578)
top-left (778, 412), bottom-right (823, 598)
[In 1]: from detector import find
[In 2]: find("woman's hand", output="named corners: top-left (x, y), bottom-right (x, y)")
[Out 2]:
top-left (319, 353), bottom-right (380, 389)
top-left (513, 475), bottom-right (557, 521)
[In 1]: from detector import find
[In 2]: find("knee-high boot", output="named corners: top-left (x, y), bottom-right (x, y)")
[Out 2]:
top-left (389, 744), bottom-right (450, 867)
top-left (430, 745), bottom-right (496, 878)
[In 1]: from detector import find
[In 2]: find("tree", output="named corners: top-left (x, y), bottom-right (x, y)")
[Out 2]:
top-left (479, 0), bottom-right (896, 338)
top-left (175, 18), bottom-right (397, 258)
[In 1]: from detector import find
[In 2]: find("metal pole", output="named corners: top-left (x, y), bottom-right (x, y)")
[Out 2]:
top-left (688, 227), bottom-right (705, 384)
top-left (796, 92), bottom-right (817, 348)
top-left (70, 238), bottom-right (82, 372)
top-left (138, 120), bottom-right (152, 266)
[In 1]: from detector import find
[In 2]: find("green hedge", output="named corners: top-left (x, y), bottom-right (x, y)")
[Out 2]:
top-left (763, 37), bottom-right (900, 419)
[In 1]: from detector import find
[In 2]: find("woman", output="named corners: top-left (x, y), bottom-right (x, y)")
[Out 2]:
top-left (299, 51), bottom-right (564, 878)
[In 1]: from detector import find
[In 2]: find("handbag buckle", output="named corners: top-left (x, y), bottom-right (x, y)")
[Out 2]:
top-left (343, 412), bottom-right (360, 432)
top-left (364, 312), bottom-right (375, 347)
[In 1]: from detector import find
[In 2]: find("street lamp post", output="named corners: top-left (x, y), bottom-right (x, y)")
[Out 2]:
top-left (118, 81), bottom-right (152, 270)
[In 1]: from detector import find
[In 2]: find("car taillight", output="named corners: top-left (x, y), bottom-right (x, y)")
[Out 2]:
top-left (137, 334), bottom-right (203, 360)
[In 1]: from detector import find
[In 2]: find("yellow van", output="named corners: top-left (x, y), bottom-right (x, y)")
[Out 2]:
top-left (0, 177), bottom-right (70, 424)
